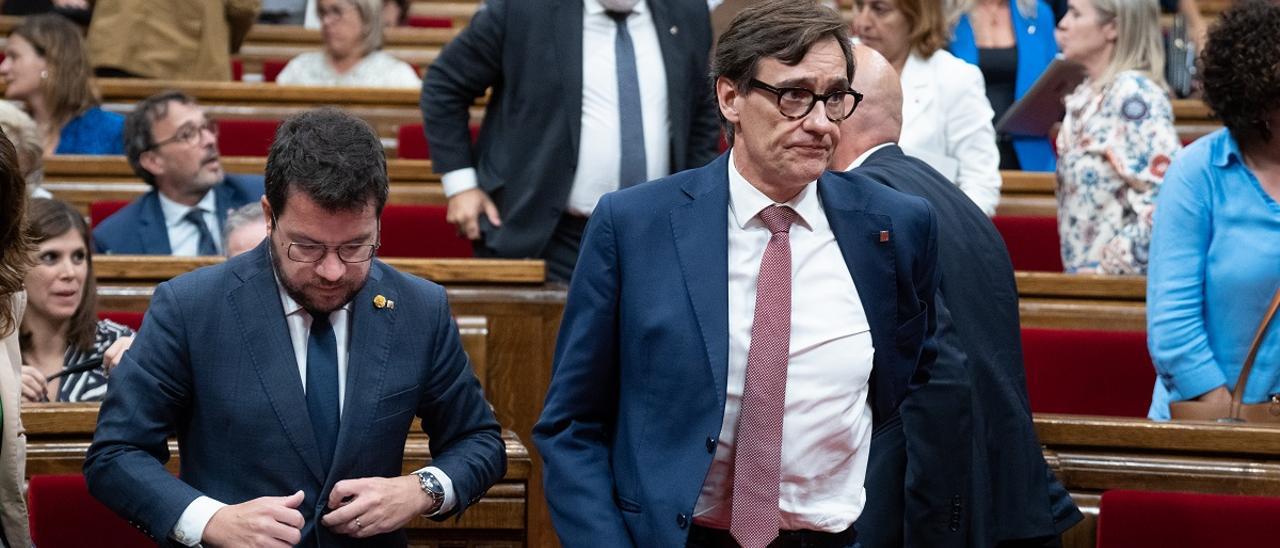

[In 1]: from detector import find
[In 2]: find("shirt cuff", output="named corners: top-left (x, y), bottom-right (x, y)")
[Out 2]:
top-left (413, 465), bottom-right (457, 516)
top-left (171, 496), bottom-right (226, 546)
top-left (441, 168), bottom-right (479, 198)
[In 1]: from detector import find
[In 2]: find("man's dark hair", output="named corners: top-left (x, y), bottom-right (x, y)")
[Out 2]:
top-left (711, 0), bottom-right (853, 144)
top-left (1200, 0), bottom-right (1280, 144)
top-left (264, 108), bottom-right (389, 218)
top-left (123, 90), bottom-right (197, 187)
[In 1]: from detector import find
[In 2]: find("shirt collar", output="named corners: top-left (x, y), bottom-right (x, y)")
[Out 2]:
top-left (843, 142), bottom-right (895, 171)
top-left (274, 265), bottom-right (353, 319)
top-left (726, 149), bottom-right (822, 233)
top-left (1211, 128), bottom-right (1244, 169)
top-left (158, 189), bottom-right (217, 229)
top-left (585, 0), bottom-right (648, 17)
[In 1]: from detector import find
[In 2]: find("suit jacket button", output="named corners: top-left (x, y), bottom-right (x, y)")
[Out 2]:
top-left (705, 436), bottom-right (716, 453)
top-left (676, 513), bottom-right (689, 529)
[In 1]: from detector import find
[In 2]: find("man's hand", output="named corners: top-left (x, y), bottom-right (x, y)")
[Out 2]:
top-left (103, 336), bottom-right (135, 375)
top-left (20, 365), bottom-right (49, 402)
top-left (202, 491), bottom-right (305, 548)
top-left (320, 476), bottom-right (432, 538)
top-left (446, 188), bottom-right (501, 240)
top-left (1196, 386), bottom-right (1232, 406)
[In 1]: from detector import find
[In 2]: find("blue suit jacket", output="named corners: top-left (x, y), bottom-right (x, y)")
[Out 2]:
top-left (533, 154), bottom-right (940, 547)
top-left (92, 174), bottom-right (265, 255)
top-left (84, 241), bottom-right (506, 547)
top-left (951, 0), bottom-right (1059, 172)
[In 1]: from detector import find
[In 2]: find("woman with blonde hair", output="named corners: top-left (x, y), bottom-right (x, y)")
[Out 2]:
top-left (277, 0), bottom-right (421, 88)
top-left (0, 128), bottom-right (34, 548)
top-left (0, 100), bottom-right (46, 196)
top-left (854, 0), bottom-right (1003, 215)
top-left (1054, 0), bottom-right (1179, 274)
top-left (0, 13), bottom-right (124, 156)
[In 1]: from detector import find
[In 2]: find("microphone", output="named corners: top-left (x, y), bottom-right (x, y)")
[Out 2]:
top-left (46, 356), bottom-right (105, 382)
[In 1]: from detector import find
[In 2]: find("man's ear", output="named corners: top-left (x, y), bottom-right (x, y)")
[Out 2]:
top-left (137, 149), bottom-right (165, 180)
top-left (716, 76), bottom-right (742, 125)
top-left (261, 196), bottom-right (274, 236)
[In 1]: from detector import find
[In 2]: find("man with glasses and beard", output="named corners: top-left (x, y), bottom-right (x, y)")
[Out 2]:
top-left (94, 91), bottom-right (264, 256)
top-left (85, 108), bottom-right (506, 548)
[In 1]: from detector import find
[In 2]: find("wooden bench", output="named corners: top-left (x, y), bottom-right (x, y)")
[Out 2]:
top-left (1016, 272), bottom-right (1145, 331)
top-left (21, 404), bottom-right (530, 547)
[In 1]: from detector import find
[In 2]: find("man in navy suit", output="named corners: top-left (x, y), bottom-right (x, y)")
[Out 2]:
top-left (833, 46), bottom-right (1081, 548)
top-left (420, 0), bottom-right (722, 281)
top-left (534, 2), bottom-right (939, 546)
top-left (85, 109), bottom-right (506, 547)
top-left (94, 91), bottom-right (264, 256)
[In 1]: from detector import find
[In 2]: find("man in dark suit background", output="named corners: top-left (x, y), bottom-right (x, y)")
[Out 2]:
top-left (419, 0), bottom-right (722, 281)
top-left (535, 2), bottom-right (939, 546)
top-left (85, 109), bottom-right (506, 547)
top-left (94, 91), bottom-right (264, 256)
top-left (832, 45), bottom-right (1082, 548)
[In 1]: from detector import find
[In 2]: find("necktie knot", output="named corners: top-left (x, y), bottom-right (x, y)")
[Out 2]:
top-left (182, 208), bottom-right (206, 224)
top-left (605, 9), bottom-right (631, 23)
top-left (310, 311), bottom-right (332, 331)
top-left (758, 205), bottom-right (798, 235)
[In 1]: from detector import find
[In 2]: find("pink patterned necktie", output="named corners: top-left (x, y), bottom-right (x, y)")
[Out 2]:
top-left (731, 204), bottom-right (798, 548)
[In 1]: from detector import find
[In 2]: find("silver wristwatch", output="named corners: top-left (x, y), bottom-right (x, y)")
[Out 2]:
top-left (415, 470), bottom-right (445, 515)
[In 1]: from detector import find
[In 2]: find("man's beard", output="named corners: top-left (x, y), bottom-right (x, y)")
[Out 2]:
top-left (269, 243), bottom-right (364, 314)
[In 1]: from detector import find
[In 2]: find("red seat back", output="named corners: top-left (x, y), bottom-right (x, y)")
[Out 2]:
top-left (1097, 490), bottom-right (1280, 548)
top-left (231, 58), bottom-right (244, 81)
top-left (27, 474), bottom-right (153, 548)
top-left (90, 200), bottom-right (131, 227)
top-left (217, 119), bottom-right (281, 157)
top-left (407, 15), bottom-right (452, 28)
top-left (262, 59), bottom-right (289, 83)
top-left (98, 310), bottom-right (144, 331)
top-left (398, 124), bottom-right (429, 159)
top-left (378, 204), bottom-right (473, 258)
top-left (992, 215), bottom-right (1063, 272)
top-left (1021, 328), bottom-right (1154, 417)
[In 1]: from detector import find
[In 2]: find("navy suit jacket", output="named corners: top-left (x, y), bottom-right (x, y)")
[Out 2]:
top-left (533, 154), bottom-right (940, 547)
top-left (84, 241), bottom-right (506, 547)
top-left (92, 174), bottom-right (264, 255)
top-left (851, 145), bottom-right (1081, 547)
top-left (420, 0), bottom-right (722, 259)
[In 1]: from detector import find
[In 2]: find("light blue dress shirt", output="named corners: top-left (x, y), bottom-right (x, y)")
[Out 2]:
top-left (1147, 128), bottom-right (1280, 419)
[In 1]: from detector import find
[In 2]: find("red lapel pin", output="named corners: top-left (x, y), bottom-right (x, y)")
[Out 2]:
top-left (879, 230), bottom-right (890, 243)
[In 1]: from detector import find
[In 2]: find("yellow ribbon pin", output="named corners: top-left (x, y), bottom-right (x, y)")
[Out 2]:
top-left (373, 295), bottom-right (387, 309)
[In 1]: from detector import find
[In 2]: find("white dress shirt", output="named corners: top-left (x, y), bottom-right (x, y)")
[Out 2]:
top-left (169, 273), bottom-right (455, 546)
top-left (442, 0), bottom-right (671, 217)
top-left (157, 190), bottom-right (221, 256)
top-left (693, 152), bottom-right (876, 532)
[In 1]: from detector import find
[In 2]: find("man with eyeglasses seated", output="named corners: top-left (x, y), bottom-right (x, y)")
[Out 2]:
top-left (93, 91), bottom-right (264, 256)
top-left (534, 1), bottom-right (939, 546)
top-left (85, 108), bottom-right (506, 547)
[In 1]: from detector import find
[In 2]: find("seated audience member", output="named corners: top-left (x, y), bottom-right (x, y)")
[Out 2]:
top-left (1054, 0), bottom-right (1178, 274)
top-left (222, 201), bottom-right (268, 257)
top-left (949, 0), bottom-right (1059, 171)
top-left (854, 0), bottom-right (1003, 215)
top-left (87, 0), bottom-right (260, 80)
top-left (1147, 0), bottom-right (1280, 420)
top-left (0, 14), bottom-right (124, 156)
top-left (19, 198), bottom-right (134, 403)
top-left (276, 0), bottom-right (421, 88)
top-left (382, 0), bottom-right (409, 29)
top-left (0, 126), bottom-right (34, 548)
top-left (0, 101), bottom-right (48, 197)
top-left (94, 91), bottom-right (264, 255)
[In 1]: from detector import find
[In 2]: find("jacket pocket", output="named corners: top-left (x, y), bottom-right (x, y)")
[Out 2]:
top-left (615, 493), bottom-right (642, 514)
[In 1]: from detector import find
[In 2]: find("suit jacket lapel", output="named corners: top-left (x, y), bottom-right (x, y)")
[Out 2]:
top-left (328, 264), bottom-right (393, 481)
top-left (899, 53), bottom-right (934, 131)
top-left (818, 174), bottom-right (899, 383)
top-left (212, 183), bottom-right (236, 232)
top-left (553, 0), bottom-right (584, 157)
top-left (670, 154), bottom-right (731, 407)
top-left (228, 243), bottom-right (325, 484)
top-left (138, 192), bottom-right (173, 254)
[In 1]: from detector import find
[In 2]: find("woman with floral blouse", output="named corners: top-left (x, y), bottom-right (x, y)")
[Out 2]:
top-left (1053, 0), bottom-right (1179, 274)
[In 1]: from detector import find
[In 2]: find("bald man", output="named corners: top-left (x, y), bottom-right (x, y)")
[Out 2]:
top-left (835, 46), bottom-right (1082, 548)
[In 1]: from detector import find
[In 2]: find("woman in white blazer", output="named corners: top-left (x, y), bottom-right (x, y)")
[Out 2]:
top-left (0, 128), bottom-right (33, 548)
top-left (854, 0), bottom-right (1003, 215)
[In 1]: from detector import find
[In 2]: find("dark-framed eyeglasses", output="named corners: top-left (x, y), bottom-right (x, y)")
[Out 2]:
top-left (748, 79), bottom-right (864, 122)
top-left (147, 119), bottom-right (219, 151)
top-left (272, 214), bottom-right (380, 263)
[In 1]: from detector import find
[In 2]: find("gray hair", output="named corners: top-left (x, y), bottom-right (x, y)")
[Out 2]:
top-left (0, 100), bottom-right (44, 191)
top-left (222, 201), bottom-right (266, 253)
top-left (320, 0), bottom-right (384, 56)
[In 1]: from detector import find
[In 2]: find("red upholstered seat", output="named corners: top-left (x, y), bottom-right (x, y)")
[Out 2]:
top-left (992, 215), bottom-right (1063, 272)
top-left (407, 15), bottom-right (453, 28)
top-left (90, 200), bottom-right (130, 228)
top-left (98, 310), bottom-right (144, 331)
top-left (27, 474), bottom-right (153, 548)
top-left (1021, 328), bottom-right (1154, 417)
top-left (262, 58), bottom-right (289, 83)
top-left (231, 58), bottom-right (244, 81)
top-left (378, 204), bottom-right (472, 258)
top-left (396, 124), bottom-right (480, 159)
top-left (217, 119), bottom-right (281, 157)
top-left (1097, 490), bottom-right (1280, 548)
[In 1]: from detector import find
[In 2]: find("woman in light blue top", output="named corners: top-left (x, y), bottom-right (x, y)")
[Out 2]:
top-left (1146, 0), bottom-right (1280, 419)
